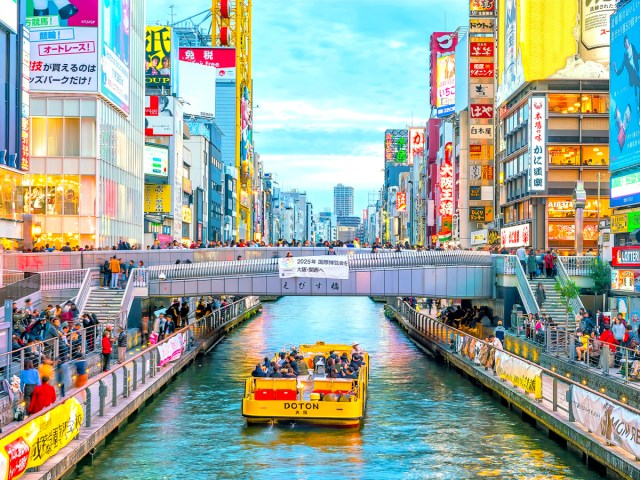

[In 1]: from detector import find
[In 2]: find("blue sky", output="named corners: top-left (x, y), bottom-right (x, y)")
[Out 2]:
top-left (148, 0), bottom-right (468, 215)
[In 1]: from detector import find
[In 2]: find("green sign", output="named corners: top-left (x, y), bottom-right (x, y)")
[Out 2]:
top-left (629, 212), bottom-right (640, 231)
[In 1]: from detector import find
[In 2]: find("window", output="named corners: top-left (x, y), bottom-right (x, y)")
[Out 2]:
top-left (548, 94), bottom-right (581, 114)
top-left (581, 94), bottom-right (609, 114)
top-left (31, 116), bottom-right (95, 158)
top-left (582, 145), bottom-right (609, 166)
top-left (548, 146), bottom-right (580, 165)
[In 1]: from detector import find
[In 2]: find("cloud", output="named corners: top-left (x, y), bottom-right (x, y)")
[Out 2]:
top-left (388, 40), bottom-right (407, 49)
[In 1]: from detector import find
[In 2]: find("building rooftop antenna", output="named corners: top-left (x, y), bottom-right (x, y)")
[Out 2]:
top-left (169, 4), bottom-right (175, 25)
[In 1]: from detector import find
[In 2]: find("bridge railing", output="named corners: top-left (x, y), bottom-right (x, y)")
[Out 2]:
top-left (39, 268), bottom-right (88, 291)
top-left (558, 256), bottom-right (597, 276)
top-left (555, 258), bottom-right (585, 321)
top-left (494, 255), bottom-right (540, 315)
top-left (145, 251), bottom-right (493, 281)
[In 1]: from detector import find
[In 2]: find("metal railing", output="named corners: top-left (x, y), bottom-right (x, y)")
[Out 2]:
top-left (3, 296), bottom-right (261, 435)
top-left (146, 251), bottom-right (493, 281)
top-left (389, 299), bottom-right (640, 441)
top-left (3, 270), bottom-right (25, 286)
top-left (555, 258), bottom-right (585, 321)
top-left (39, 268), bottom-right (88, 291)
top-left (0, 274), bottom-right (40, 307)
top-left (75, 268), bottom-right (99, 314)
top-left (118, 269), bottom-right (143, 328)
top-left (558, 256), bottom-right (597, 276)
top-left (496, 255), bottom-right (540, 315)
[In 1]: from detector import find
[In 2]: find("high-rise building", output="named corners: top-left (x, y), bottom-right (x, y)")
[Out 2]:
top-left (333, 184), bottom-right (354, 217)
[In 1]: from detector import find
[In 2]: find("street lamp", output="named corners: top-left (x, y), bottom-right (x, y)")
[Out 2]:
top-left (572, 180), bottom-right (587, 255)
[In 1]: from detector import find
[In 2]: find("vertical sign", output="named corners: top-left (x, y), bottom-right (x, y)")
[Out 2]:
top-left (438, 159), bottom-right (453, 217)
top-left (529, 96), bottom-right (547, 192)
top-left (145, 26), bottom-right (172, 89)
top-left (21, 26), bottom-right (30, 171)
top-left (429, 32), bottom-right (457, 117)
top-left (384, 130), bottom-right (409, 164)
top-left (408, 127), bottom-right (425, 167)
top-left (396, 192), bottom-right (407, 212)
top-left (101, 0), bottom-right (131, 115)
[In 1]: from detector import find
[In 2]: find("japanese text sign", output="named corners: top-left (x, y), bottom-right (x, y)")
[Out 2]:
top-left (278, 256), bottom-right (349, 280)
top-left (146, 26), bottom-right (172, 88)
top-left (439, 159), bottom-right (454, 217)
top-left (470, 0), bottom-right (495, 16)
top-left (408, 128), bottom-right (425, 167)
top-left (528, 96), bottom-right (547, 191)
top-left (384, 129), bottom-right (409, 164)
top-left (396, 191), bottom-right (407, 212)
top-left (501, 223), bottom-right (530, 248)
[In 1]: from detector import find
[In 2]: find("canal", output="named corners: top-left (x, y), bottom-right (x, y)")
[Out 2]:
top-left (71, 297), bottom-right (601, 479)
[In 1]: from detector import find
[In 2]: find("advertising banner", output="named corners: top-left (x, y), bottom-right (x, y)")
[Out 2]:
top-left (29, 27), bottom-right (98, 92)
top-left (144, 184), bottom-right (171, 213)
top-left (396, 192), bottom-right (407, 212)
top-left (178, 46), bottom-right (236, 79)
top-left (157, 333), bottom-right (187, 367)
top-left (470, 0), bottom-right (495, 16)
top-left (146, 26), bottom-right (172, 89)
top-left (438, 159), bottom-right (453, 217)
top-left (21, 27), bottom-right (30, 171)
top-left (25, 0), bottom-right (98, 29)
top-left (501, 223), bottom-right (530, 248)
top-left (178, 60), bottom-right (216, 118)
top-left (611, 168), bottom-right (640, 208)
top-left (610, 405), bottom-right (640, 459)
top-left (144, 144), bottom-right (169, 177)
top-left (278, 256), bottom-right (349, 280)
top-left (0, 398), bottom-right (83, 480)
top-left (384, 130), bottom-right (409, 164)
top-left (101, 0), bottom-right (130, 115)
top-left (435, 53), bottom-right (456, 117)
top-left (471, 229), bottom-right (488, 245)
top-left (429, 32), bottom-right (457, 108)
top-left (571, 385), bottom-right (614, 437)
top-left (497, 0), bottom-right (615, 105)
top-left (0, 0), bottom-right (17, 33)
top-left (611, 1), bottom-right (640, 172)
top-left (145, 96), bottom-right (173, 136)
top-left (494, 351), bottom-right (543, 399)
top-left (529, 96), bottom-right (547, 191)
top-left (612, 247), bottom-right (640, 268)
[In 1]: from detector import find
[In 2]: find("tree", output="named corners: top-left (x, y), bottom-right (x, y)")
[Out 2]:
top-left (554, 278), bottom-right (581, 354)
top-left (589, 259), bottom-right (611, 312)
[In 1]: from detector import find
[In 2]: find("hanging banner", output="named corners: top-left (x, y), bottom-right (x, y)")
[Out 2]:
top-left (157, 333), bottom-right (187, 367)
top-left (494, 351), bottom-right (543, 399)
top-left (278, 256), bottom-right (349, 280)
top-left (610, 404), bottom-right (640, 459)
top-left (571, 385), bottom-right (614, 438)
top-left (0, 398), bottom-right (83, 480)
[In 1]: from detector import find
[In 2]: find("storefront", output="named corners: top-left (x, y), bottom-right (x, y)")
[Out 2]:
top-left (546, 197), bottom-right (610, 251)
top-left (611, 246), bottom-right (640, 328)
top-left (0, 167), bottom-right (25, 249)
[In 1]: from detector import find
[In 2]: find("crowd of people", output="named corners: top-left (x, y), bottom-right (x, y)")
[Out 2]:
top-left (251, 343), bottom-right (366, 380)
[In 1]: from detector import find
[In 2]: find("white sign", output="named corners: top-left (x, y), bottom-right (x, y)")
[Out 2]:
top-left (0, 0), bottom-right (17, 33)
top-left (157, 333), bottom-right (187, 366)
top-left (408, 128), bottom-right (425, 167)
top-left (179, 60), bottom-right (216, 118)
top-left (30, 27), bottom-right (98, 93)
top-left (144, 144), bottom-right (169, 177)
top-left (610, 404), bottom-right (640, 459)
top-left (470, 83), bottom-right (494, 99)
top-left (571, 385), bottom-right (614, 438)
top-left (471, 229), bottom-right (488, 245)
top-left (500, 223), bottom-right (530, 248)
top-left (469, 123), bottom-right (493, 140)
top-left (529, 96), bottom-right (547, 191)
top-left (278, 255), bottom-right (349, 280)
top-left (145, 96), bottom-right (174, 136)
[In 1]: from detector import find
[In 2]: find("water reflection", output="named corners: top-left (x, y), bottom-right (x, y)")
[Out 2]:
top-left (70, 297), bottom-right (601, 480)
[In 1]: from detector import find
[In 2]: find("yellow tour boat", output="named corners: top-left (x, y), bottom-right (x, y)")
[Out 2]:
top-left (242, 341), bottom-right (369, 427)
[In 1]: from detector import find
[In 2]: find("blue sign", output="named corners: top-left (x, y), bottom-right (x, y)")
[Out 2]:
top-left (436, 105), bottom-right (455, 117)
top-left (611, 167), bottom-right (640, 208)
top-left (610, 1), bottom-right (640, 172)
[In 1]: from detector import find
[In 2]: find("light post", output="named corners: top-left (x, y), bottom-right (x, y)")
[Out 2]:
top-left (408, 180), bottom-right (414, 245)
top-left (572, 180), bottom-right (587, 255)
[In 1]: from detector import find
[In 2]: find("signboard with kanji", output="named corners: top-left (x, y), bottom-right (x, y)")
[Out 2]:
top-left (384, 130), bottom-right (409, 164)
top-left (528, 96), bottom-right (547, 191)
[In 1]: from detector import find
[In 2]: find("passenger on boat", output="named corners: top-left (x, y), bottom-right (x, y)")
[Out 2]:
top-left (269, 365), bottom-right (282, 378)
top-left (277, 352), bottom-right (287, 366)
top-left (351, 342), bottom-right (364, 356)
top-left (263, 357), bottom-right (270, 370)
top-left (288, 356), bottom-right (300, 375)
top-left (280, 366), bottom-right (297, 378)
top-left (340, 367), bottom-right (358, 379)
top-left (252, 364), bottom-right (267, 377)
top-left (295, 355), bottom-right (310, 375)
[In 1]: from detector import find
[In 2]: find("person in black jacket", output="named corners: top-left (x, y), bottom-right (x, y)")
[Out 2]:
top-left (117, 326), bottom-right (127, 363)
top-left (164, 316), bottom-right (176, 336)
top-left (167, 300), bottom-right (181, 328)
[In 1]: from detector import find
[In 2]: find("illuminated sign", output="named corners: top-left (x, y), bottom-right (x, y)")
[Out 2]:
top-left (470, 62), bottom-right (494, 77)
top-left (436, 53), bottom-right (456, 117)
top-left (469, 145), bottom-right (494, 161)
top-left (179, 47), bottom-right (236, 79)
top-left (396, 192), bottom-right (407, 212)
top-left (548, 224), bottom-right (598, 241)
top-left (438, 158), bottom-right (453, 217)
top-left (528, 96), bottom-right (546, 191)
top-left (429, 32), bottom-right (457, 109)
top-left (146, 26), bottom-right (172, 88)
top-left (408, 128), bottom-right (425, 167)
top-left (182, 205), bottom-right (193, 224)
top-left (384, 130), bottom-right (409, 164)
top-left (101, 0), bottom-right (130, 114)
top-left (470, 186), bottom-right (481, 200)
top-left (144, 144), bottom-right (169, 177)
top-left (21, 27), bottom-right (30, 171)
top-left (470, 83), bottom-right (494, 99)
top-left (469, 123), bottom-right (493, 140)
top-left (470, 206), bottom-right (493, 222)
top-left (471, 229), bottom-right (489, 245)
top-left (501, 223), bottom-right (530, 247)
top-left (611, 168), bottom-right (640, 208)
top-left (469, 104), bottom-right (494, 119)
top-left (470, 17), bottom-right (495, 34)
top-left (470, 40), bottom-right (495, 58)
top-left (611, 214), bottom-right (629, 234)
top-left (470, 0), bottom-right (496, 16)
top-left (613, 247), bottom-right (640, 268)
top-left (611, 269), bottom-right (640, 293)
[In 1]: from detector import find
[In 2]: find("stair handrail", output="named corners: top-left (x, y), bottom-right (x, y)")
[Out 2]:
top-left (501, 255), bottom-right (541, 315)
top-left (555, 256), bottom-right (585, 321)
top-left (118, 268), bottom-right (143, 329)
top-left (75, 267), bottom-right (98, 314)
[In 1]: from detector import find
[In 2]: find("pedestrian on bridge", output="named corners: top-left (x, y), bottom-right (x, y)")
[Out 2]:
top-left (101, 330), bottom-right (112, 372)
top-left (117, 326), bottom-right (127, 363)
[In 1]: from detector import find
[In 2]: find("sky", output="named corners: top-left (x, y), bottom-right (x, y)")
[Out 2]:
top-left (147, 0), bottom-right (469, 215)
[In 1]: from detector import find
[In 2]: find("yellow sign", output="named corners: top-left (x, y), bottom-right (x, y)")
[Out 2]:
top-left (497, 0), bottom-right (614, 104)
top-left (145, 26), bottom-right (172, 88)
top-left (144, 184), bottom-right (171, 213)
top-left (182, 205), bottom-right (192, 224)
top-left (495, 351), bottom-right (543, 399)
top-left (469, 144), bottom-right (494, 161)
top-left (611, 214), bottom-right (629, 234)
top-left (0, 398), bottom-right (83, 480)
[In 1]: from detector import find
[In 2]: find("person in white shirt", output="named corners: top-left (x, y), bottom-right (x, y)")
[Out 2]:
top-left (350, 342), bottom-right (364, 356)
top-left (487, 334), bottom-right (503, 351)
top-left (516, 246), bottom-right (527, 272)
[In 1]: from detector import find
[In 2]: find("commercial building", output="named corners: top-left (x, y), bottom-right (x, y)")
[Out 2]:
top-left (316, 210), bottom-right (335, 244)
top-left (333, 183), bottom-right (354, 217)
top-left (496, 0), bottom-right (611, 253)
top-left (0, 0), bottom-right (26, 249)
top-left (274, 189), bottom-right (312, 242)
top-left (27, 0), bottom-right (145, 249)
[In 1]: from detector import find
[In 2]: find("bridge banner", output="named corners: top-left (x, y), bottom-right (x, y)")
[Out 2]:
top-left (570, 385), bottom-right (614, 439)
top-left (0, 398), bottom-right (83, 480)
top-left (278, 256), bottom-right (349, 280)
top-left (609, 404), bottom-right (640, 459)
top-left (157, 332), bottom-right (187, 367)
top-left (494, 351), bottom-right (543, 399)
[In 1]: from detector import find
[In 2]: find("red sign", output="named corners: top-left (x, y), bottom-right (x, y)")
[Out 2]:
top-left (4, 437), bottom-right (30, 480)
top-left (438, 159), bottom-right (454, 217)
top-left (470, 104), bottom-right (494, 119)
top-left (470, 63), bottom-right (494, 77)
top-left (396, 192), bottom-right (407, 212)
top-left (470, 0), bottom-right (496, 15)
top-left (469, 40), bottom-right (494, 58)
top-left (178, 47), bottom-right (236, 68)
top-left (613, 247), bottom-right (640, 267)
top-left (429, 32), bottom-right (458, 106)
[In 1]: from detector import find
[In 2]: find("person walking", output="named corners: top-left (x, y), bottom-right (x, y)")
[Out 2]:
top-left (117, 326), bottom-right (127, 363)
top-left (544, 250), bottom-right (555, 278)
top-left (28, 376), bottom-right (56, 415)
top-left (527, 250), bottom-right (537, 281)
top-left (516, 245), bottom-right (527, 272)
top-left (141, 315), bottom-right (149, 346)
top-left (101, 330), bottom-right (112, 371)
top-left (535, 283), bottom-right (546, 308)
top-left (20, 360), bottom-right (40, 408)
top-left (109, 255), bottom-right (121, 289)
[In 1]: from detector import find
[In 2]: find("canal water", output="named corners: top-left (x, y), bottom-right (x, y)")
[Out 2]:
top-left (71, 297), bottom-right (601, 479)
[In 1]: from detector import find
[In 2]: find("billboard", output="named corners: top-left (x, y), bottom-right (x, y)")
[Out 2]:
top-left (611, 1), bottom-right (640, 172)
top-left (429, 32), bottom-right (457, 109)
top-left (146, 26), bottom-right (172, 89)
top-left (408, 127), bottom-right (425, 167)
top-left (528, 96), bottom-right (547, 192)
top-left (611, 168), bottom-right (640, 208)
top-left (384, 129), bottom-right (409, 164)
top-left (436, 53), bottom-right (456, 117)
top-left (0, 0), bottom-right (17, 32)
top-left (144, 184), bottom-right (171, 213)
top-left (100, 0), bottom-right (130, 114)
top-left (25, 0), bottom-right (98, 29)
top-left (145, 96), bottom-right (173, 136)
top-left (144, 144), bottom-right (169, 177)
top-left (178, 47), bottom-right (236, 79)
top-left (29, 27), bottom-right (98, 92)
top-left (470, 0), bottom-right (495, 16)
top-left (497, 0), bottom-right (616, 105)
top-left (178, 56), bottom-right (216, 118)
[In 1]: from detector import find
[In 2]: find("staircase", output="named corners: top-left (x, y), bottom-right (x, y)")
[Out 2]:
top-left (82, 287), bottom-right (125, 322)
top-left (526, 276), bottom-right (574, 329)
